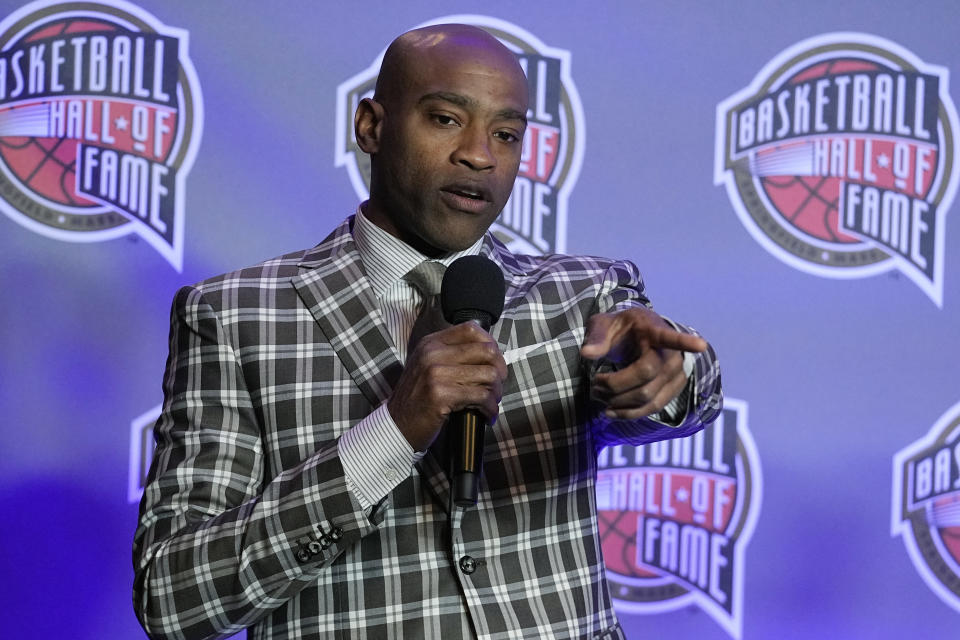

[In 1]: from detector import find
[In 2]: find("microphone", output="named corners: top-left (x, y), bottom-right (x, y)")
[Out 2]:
top-left (440, 255), bottom-right (505, 507)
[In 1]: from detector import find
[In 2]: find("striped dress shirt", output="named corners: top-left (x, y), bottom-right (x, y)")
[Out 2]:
top-left (339, 208), bottom-right (483, 509)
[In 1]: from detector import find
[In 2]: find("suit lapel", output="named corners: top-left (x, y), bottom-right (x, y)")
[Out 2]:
top-left (481, 234), bottom-right (528, 354)
top-left (292, 218), bottom-right (403, 409)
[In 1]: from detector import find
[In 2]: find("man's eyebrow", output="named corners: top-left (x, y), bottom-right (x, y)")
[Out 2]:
top-left (419, 91), bottom-right (474, 108)
top-left (419, 91), bottom-right (527, 125)
top-left (496, 108), bottom-right (527, 125)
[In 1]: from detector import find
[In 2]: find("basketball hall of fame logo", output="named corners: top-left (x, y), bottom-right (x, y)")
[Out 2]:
top-left (892, 400), bottom-right (960, 614)
top-left (715, 33), bottom-right (959, 307)
top-left (0, 0), bottom-right (203, 271)
top-left (335, 14), bottom-right (585, 256)
top-left (597, 399), bottom-right (761, 639)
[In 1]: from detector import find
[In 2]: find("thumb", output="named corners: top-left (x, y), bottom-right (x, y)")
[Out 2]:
top-left (580, 313), bottom-right (617, 360)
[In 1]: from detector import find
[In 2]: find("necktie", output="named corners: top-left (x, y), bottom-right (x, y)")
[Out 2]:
top-left (403, 260), bottom-right (450, 462)
top-left (403, 261), bottom-right (448, 357)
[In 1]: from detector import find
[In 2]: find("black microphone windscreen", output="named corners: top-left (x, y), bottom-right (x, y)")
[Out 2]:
top-left (440, 255), bottom-right (505, 327)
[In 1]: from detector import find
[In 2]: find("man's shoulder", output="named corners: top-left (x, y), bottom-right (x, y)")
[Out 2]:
top-left (192, 248), bottom-right (313, 290)
top-left (511, 251), bottom-right (622, 275)
top-left (188, 217), bottom-right (354, 295)
top-left (491, 239), bottom-right (637, 284)
top-left (483, 234), bottom-right (645, 296)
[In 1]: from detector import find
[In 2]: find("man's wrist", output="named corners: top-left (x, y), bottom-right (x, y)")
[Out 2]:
top-left (340, 403), bottom-right (420, 509)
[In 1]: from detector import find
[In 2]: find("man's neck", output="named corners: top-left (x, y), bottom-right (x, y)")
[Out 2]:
top-left (352, 204), bottom-right (483, 299)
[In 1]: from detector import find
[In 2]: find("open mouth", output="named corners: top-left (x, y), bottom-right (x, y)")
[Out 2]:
top-left (440, 183), bottom-right (492, 213)
top-left (450, 188), bottom-right (485, 200)
top-left (444, 184), bottom-right (490, 201)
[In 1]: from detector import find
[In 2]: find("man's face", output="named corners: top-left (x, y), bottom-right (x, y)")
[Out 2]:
top-left (364, 42), bottom-right (528, 255)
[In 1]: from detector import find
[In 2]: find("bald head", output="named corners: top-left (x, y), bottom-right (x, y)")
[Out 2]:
top-left (374, 24), bottom-right (527, 109)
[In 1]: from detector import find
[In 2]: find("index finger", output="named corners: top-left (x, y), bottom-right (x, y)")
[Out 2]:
top-left (650, 325), bottom-right (707, 353)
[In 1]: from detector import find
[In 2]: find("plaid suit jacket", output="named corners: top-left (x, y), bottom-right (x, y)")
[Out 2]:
top-left (133, 216), bottom-right (722, 640)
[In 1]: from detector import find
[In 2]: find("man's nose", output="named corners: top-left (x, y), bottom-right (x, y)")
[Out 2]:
top-left (452, 126), bottom-right (495, 171)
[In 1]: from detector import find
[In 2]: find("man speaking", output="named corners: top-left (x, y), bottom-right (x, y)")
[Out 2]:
top-left (133, 24), bottom-right (722, 640)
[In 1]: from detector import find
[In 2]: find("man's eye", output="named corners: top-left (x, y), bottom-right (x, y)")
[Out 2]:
top-left (495, 131), bottom-right (519, 143)
top-left (433, 114), bottom-right (458, 126)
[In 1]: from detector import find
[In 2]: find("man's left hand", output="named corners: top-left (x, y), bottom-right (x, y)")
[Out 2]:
top-left (581, 307), bottom-right (707, 420)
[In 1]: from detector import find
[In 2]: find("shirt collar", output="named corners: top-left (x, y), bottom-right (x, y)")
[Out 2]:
top-left (352, 203), bottom-right (484, 299)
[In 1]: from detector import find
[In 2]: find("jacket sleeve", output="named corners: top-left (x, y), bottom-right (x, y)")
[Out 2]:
top-left (132, 285), bottom-right (380, 640)
top-left (587, 260), bottom-right (723, 447)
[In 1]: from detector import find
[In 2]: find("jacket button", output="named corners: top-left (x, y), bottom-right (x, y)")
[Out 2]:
top-left (295, 547), bottom-right (311, 563)
top-left (459, 555), bottom-right (476, 574)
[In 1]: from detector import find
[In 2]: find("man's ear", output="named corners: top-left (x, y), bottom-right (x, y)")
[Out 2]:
top-left (354, 97), bottom-right (385, 154)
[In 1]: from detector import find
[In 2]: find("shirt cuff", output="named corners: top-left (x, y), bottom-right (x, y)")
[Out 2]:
top-left (340, 403), bottom-right (422, 510)
top-left (649, 351), bottom-right (695, 426)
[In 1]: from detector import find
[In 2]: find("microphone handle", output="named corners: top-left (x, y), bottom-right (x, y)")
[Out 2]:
top-left (450, 409), bottom-right (485, 507)
top-left (448, 309), bottom-right (494, 507)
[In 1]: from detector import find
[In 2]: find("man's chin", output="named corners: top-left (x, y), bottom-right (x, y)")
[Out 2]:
top-left (417, 225), bottom-right (489, 256)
